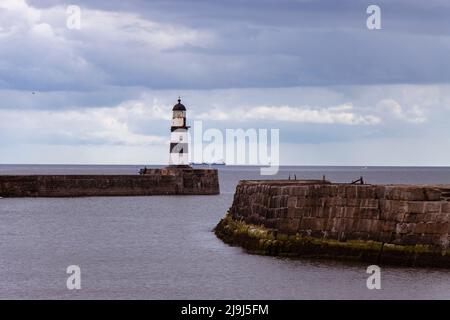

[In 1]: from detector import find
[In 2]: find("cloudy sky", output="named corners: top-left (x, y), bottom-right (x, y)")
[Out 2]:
top-left (1, 0), bottom-right (450, 165)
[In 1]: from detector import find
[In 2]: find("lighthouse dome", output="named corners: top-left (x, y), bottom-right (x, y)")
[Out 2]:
top-left (172, 98), bottom-right (186, 111)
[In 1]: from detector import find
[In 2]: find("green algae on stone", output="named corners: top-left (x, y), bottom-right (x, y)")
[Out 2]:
top-left (214, 212), bottom-right (450, 268)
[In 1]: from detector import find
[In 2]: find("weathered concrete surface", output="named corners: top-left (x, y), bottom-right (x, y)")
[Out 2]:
top-left (215, 180), bottom-right (450, 267)
top-left (0, 168), bottom-right (219, 197)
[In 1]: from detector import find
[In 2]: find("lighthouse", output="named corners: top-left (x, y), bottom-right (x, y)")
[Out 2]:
top-left (169, 97), bottom-right (190, 167)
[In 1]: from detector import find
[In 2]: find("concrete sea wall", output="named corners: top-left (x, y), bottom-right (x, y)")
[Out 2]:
top-left (0, 168), bottom-right (219, 197)
top-left (215, 180), bottom-right (450, 267)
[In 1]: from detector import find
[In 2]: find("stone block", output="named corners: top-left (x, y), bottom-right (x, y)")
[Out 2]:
top-left (325, 197), bottom-right (340, 206)
top-left (280, 195), bottom-right (289, 207)
top-left (308, 186), bottom-right (321, 198)
top-left (379, 231), bottom-right (394, 243)
top-left (295, 208), bottom-right (305, 218)
top-left (414, 213), bottom-right (426, 223)
top-left (309, 197), bottom-right (321, 207)
top-left (337, 185), bottom-right (347, 197)
top-left (435, 212), bottom-right (448, 223)
top-left (360, 198), bottom-right (379, 208)
top-left (299, 217), bottom-right (314, 230)
top-left (287, 196), bottom-right (297, 208)
top-left (287, 206), bottom-right (296, 218)
top-left (360, 208), bottom-right (379, 219)
top-left (438, 234), bottom-right (449, 249)
top-left (441, 202), bottom-right (450, 214)
top-left (318, 186), bottom-right (331, 197)
top-left (315, 197), bottom-right (325, 207)
top-left (293, 186), bottom-right (309, 197)
top-left (322, 207), bottom-right (332, 219)
top-left (323, 206), bottom-right (332, 218)
top-left (313, 207), bottom-right (324, 218)
top-left (345, 185), bottom-right (358, 198)
top-left (404, 213), bottom-right (418, 223)
top-left (424, 212), bottom-right (433, 222)
top-left (425, 202), bottom-right (441, 214)
top-left (382, 221), bottom-right (396, 232)
top-left (357, 186), bottom-right (377, 199)
top-left (266, 208), bottom-right (276, 219)
top-left (424, 188), bottom-right (442, 201)
top-left (371, 219), bottom-right (382, 233)
top-left (414, 222), bottom-right (427, 234)
top-left (434, 222), bottom-right (448, 234)
top-left (329, 218), bottom-right (340, 233)
top-left (334, 207), bottom-right (344, 218)
top-left (357, 219), bottom-right (372, 232)
top-left (327, 185), bottom-right (339, 197)
top-left (304, 207), bottom-right (314, 217)
top-left (344, 218), bottom-right (356, 231)
top-left (346, 198), bottom-right (360, 207)
top-left (277, 186), bottom-right (285, 195)
top-left (344, 207), bottom-right (356, 219)
top-left (407, 201), bottom-right (425, 214)
top-left (396, 223), bottom-right (408, 234)
top-left (430, 234), bottom-right (445, 246)
top-left (389, 200), bottom-right (409, 214)
top-left (384, 186), bottom-right (428, 201)
top-left (278, 218), bottom-right (299, 235)
top-left (295, 197), bottom-right (307, 208)
top-left (376, 186), bottom-right (387, 199)
top-left (425, 222), bottom-right (437, 234)
top-left (312, 218), bottom-right (326, 231)
top-left (378, 199), bottom-right (390, 212)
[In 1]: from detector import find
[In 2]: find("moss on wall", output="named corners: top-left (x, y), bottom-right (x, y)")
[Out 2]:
top-left (215, 211), bottom-right (450, 268)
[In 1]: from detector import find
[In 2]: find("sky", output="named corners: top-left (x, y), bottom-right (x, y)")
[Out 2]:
top-left (1, 0), bottom-right (450, 165)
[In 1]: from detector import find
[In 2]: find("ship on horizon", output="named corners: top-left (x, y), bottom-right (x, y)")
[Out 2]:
top-left (190, 160), bottom-right (226, 166)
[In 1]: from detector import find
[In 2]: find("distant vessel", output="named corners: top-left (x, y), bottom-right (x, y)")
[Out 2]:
top-left (190, 160), bottom-right (226, 166)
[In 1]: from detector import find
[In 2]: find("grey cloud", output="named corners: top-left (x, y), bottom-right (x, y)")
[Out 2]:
top-left (0, 0), bottom-right (448, 94)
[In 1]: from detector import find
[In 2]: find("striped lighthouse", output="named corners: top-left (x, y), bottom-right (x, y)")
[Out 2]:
top-left (169, 97), bottom-right (190, 167)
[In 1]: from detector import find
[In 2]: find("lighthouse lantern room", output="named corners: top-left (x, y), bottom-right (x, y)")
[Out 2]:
top-left (169, 97), bottom-right (190, 167)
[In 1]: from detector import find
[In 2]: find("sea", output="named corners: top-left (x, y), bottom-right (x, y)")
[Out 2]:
top-left (0, 164), bottom-right (449, 299)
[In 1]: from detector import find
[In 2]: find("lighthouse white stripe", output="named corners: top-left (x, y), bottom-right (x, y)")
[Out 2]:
top-left (171, 131), bottom-right (188, 143)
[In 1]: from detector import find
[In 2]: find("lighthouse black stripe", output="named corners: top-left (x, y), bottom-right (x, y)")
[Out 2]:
top-left (171, 126), bottom-right (187, 132)
top-left (170, 143), bottom-right (188, 153)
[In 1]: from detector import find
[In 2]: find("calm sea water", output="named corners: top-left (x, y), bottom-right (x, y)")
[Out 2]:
top-left (0, 165), bottom-right (450, 299)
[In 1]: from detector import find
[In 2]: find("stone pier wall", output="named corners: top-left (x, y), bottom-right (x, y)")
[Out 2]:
top-left (215, 180), bottom-right (450, 267)
top-left (0, 168), bottom-right (219, 197)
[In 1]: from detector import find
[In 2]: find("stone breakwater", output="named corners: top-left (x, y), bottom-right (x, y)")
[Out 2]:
top-left (215, 180), bottom-right (450, 267)
top-left (0, 168), bottom-right (219, 197)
